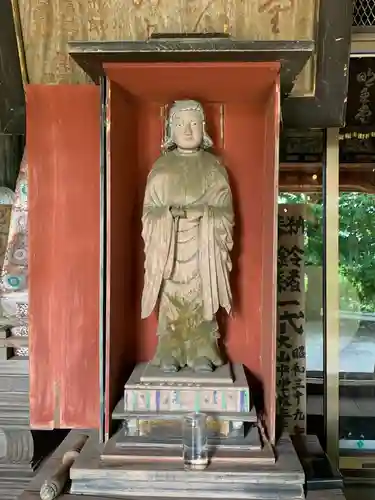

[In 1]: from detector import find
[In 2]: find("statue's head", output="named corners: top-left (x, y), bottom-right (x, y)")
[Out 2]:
top-left (162, 100), bottom-right (213, 153)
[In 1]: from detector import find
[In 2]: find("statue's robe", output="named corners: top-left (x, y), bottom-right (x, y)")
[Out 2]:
top-left (141, 149), bottom-right (234, 368)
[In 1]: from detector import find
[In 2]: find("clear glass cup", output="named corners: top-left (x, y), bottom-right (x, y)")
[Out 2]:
top-left (182, 412), bottom-right (208, 470)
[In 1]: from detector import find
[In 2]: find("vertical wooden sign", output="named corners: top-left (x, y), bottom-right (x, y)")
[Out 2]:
top-left (277, 204), bottom-right (306, 434)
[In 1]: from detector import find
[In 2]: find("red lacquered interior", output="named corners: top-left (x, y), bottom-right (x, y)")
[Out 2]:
top-left (104, 62), bottom-right (280, 441)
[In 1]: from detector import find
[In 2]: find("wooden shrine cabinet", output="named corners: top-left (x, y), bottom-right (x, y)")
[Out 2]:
top-left (25, 25), bottom-right (351, 443)
top-left (27, 39), bottom-right (311, 442)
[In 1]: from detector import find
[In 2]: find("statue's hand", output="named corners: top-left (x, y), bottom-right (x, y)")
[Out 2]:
top-left (170, 206), bottom-right (186, 218)
top-left (186, 205), bottom-right (205, 220)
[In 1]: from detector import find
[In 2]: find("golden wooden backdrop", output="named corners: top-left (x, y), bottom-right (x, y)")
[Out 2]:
top-left (18, 0), bottom-right (317, 91)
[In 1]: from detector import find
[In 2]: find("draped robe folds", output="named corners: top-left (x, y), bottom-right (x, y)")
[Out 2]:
top-left (141, 149), bottom-right (234, 368)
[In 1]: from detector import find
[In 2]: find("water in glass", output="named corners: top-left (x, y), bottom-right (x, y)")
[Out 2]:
top-left (182, 412), bottom-right (208, 470)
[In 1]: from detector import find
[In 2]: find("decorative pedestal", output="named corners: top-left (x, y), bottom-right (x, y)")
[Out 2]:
top-left (122, 363), bottom-right (252, 437)
top-left (125, 363), bottom-right (250, 413)
top-left (63, 363), bottom-right (301, 499)
top-left (115, 362), bottom-right (256, 454)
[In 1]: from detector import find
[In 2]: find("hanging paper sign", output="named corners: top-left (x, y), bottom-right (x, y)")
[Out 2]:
top-left (277, 204), bottom-right (306, 434)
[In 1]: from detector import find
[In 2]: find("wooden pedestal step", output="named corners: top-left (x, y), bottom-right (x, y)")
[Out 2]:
top-left (68, 432), bottom-right (305, 499)
top-left (18, 491), bottom-right (348, 500)
top-left (103, 424), bottom-right (273, 465)
top-left (112, 397), bottom-right (258, 424)
top-left (115, 419), bottom-right (262, 445)
top-left (102, 438), bottom-right (274, 465)
top-left (18, 430), bottom-right (348, 500)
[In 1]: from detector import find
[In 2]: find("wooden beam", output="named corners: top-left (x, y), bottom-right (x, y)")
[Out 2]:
top-left (282, 0), bottom-right (353, 128)
top-left (279, 162), bottom-right (375, 193)
top-left (351, 31), bottom-right (375, 57)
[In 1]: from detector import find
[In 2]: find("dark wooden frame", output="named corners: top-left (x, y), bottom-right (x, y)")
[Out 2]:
top-left (0, 0), bottom-right (25, 134)
top-left (69, 38), bottom-right (313, 98)
top-left (99, 76), bottom-right (107, 443)
top-left (282, 0), bottom-right (353, 128)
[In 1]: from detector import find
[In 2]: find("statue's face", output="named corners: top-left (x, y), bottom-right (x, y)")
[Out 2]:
top-left (171, 109), bottom-right (203, 151)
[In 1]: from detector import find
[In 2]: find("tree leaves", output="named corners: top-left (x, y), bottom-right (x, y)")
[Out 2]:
top-left (280, 192), bottom-right (375, 312)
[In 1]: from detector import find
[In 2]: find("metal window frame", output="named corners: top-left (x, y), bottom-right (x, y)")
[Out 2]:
top-left (352, 0), bottom-right (375, 31)
top-left (322, 128), bottom-right (340, 470)
top-left (322, 36), bottom-right (375, 474)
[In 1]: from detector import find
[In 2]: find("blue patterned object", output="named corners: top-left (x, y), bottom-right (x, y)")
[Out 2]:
top-left (6, 275), bottom-right (22, 289)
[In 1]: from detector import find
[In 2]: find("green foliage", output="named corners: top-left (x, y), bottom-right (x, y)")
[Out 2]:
top-left (279, 192), bottom-right (375, 312)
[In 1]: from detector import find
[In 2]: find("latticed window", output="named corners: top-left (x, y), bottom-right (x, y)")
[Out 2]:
top-left (353, 0), bottom-right (375, 28)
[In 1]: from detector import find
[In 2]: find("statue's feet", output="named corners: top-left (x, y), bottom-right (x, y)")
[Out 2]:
top-left (192, 356), bottom-right (213, 373)
top-left (160, 356), bottom-right (180, 373)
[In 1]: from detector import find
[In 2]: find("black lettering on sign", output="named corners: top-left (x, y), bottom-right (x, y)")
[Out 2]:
top-left (279, 309), bottom-right (304, 335)
top-left (278, 215), bottom-right (304, 236)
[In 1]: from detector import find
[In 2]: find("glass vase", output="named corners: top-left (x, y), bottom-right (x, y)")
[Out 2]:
top-left (182, 412), bottom-right (208, 471)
